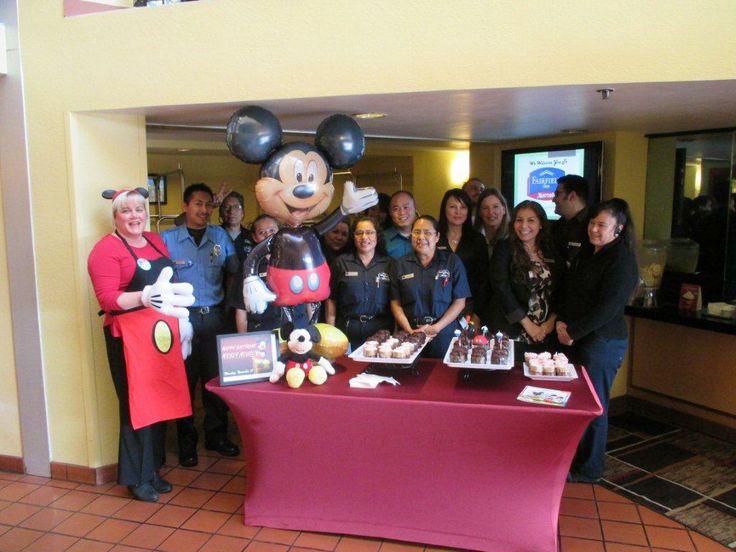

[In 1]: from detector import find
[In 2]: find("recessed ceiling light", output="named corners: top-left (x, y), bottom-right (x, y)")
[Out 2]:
top-left (177, 148), bottom-right (191, 152)
top-left (352, 112), bottom-right (387, 120)
top-left (560, 129), bottom-right (585, 134)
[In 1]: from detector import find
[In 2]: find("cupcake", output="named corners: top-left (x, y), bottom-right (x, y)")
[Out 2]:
top-left (363, 343), bottom-right (377, 357)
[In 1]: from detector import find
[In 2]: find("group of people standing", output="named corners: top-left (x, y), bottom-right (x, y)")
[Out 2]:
top-left (88, 173), bottom-right (638, 502)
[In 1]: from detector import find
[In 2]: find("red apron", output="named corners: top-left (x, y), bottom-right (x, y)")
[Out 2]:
top-left (114, 233), bottom-right (192, 430)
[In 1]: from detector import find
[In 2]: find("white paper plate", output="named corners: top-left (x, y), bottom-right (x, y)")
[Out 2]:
top-left (349, 340), bottom-right (428, 365)
top-left (523, 362), bottom-right (578, 382)
top-left (442, 337), bottom-right (514, 371)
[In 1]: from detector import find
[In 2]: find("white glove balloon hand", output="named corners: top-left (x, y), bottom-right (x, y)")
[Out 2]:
top-left (243, 276), bottom-right (277, 315)
top-left (178, 317), bottom-right (193, 360)
top-left (141, 266), bottom-right (195, 319)
top-left (340, 181), bottom-right (378, 215)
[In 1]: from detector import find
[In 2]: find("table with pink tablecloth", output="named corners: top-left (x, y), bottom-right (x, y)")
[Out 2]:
top-left (207, 357), bottom-right (602, 552)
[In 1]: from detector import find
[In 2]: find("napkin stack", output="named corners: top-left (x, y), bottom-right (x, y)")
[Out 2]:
top-left (349, 373), bottom-right (400, 388)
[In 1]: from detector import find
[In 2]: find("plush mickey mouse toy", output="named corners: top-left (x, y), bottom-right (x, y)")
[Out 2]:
top-left (270, 323), bottom-right (335, 389)
top-left (226, 106), bottom-right (377, 323)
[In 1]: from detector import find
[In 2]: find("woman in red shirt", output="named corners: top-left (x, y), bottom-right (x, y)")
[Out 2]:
top-left (88, 188), bottom-right (193, 502)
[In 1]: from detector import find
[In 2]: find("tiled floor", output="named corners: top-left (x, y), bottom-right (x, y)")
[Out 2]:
top-left (0, 445), bottom-right (731, 552)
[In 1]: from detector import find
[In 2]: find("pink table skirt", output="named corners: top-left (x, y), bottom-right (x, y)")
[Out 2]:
top-left (208, 357), bottom-right (602, 552)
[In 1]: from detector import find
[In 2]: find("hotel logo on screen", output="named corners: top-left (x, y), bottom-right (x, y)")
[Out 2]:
top-left (528, 167), bottom-right (565, 200)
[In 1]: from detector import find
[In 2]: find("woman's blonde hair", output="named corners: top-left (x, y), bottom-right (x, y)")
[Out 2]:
top-left (111, 190), bottom-right (148, 229)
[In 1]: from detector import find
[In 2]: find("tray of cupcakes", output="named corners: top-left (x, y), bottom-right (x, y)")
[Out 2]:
top-left (349, 330), bottom-right (429, 364)
top-left (443, 327), bottom-right (514, 371)
top-left (523, 352), bottom-right (578, 382)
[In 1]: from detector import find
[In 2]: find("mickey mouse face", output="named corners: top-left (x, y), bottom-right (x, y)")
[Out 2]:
top-left (255, 143), bottom-right (335, 227)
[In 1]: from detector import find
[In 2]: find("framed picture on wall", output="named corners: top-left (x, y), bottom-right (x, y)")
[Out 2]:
top-left (147, 174), bottom-right (167, 205)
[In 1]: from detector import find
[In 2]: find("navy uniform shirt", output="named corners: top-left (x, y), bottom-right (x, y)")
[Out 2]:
top-left (383, 227), bottom-right (413, 259)
top-left (330, 252), bottom-right (392, 322)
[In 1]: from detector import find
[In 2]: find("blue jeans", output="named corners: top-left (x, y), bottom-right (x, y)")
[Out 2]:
top-left (571, 335), bottom-right (628, 479)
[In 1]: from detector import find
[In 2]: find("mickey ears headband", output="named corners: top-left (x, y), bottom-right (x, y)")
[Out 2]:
top-left (101, 187), bottom-right (149, 201)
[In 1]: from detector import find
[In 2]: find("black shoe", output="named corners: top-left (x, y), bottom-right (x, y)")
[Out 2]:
top-left (205, 438), bottom-right (240, 457)
top-left (129, 482), bottom-right (159, 502)
top-left (566, 471), bottom-right (601, 484)
top-left (152, 473), bottom-right (173, 493)
top-left (179, 450), bottom-right (199, 467)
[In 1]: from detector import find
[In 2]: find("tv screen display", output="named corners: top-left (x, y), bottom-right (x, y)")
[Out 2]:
top-left (501, 141), bottom-right (603, 221)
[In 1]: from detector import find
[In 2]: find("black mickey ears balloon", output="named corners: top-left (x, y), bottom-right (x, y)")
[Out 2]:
top-left (226, 106), bottom-right (283, 164)
top-left (315, 114), bottom-right (365, 169)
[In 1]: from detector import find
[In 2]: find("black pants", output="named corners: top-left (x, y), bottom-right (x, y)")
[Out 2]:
top-left (104, 327), bottom-right (166, 487)
top-left (339, 316), bottom-right (394, 350)
top-left (177, 306), bottom-right (230, 453)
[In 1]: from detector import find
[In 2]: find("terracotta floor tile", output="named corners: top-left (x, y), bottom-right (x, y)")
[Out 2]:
top-left (637, 504), bottom-right (685, 528)
top-left (0, 500), bottom-right (10, 511)
top-left (558, 514), bottom-right (603, 540)
top-left (66, 539), bottom-right (114, 552)
top-left (85, 518), bottom-right (140, 543)
top-left (45, 480), bottom-right (78, 490)
top-left (563, 482), bottom-right (595, 499)
top-left (208, 458), bottom-right (246, 475)
top-left (688, 530), bottom-right (731, 551)
top-left (103, 485), bottom-right (134, 499)
top-left (0, 482), bottom-right (40, 502)
top-left (145, 504), bottom-right (197, 528)
top-left (76, 482), bottom-right (117, 495)
top-left (293, 531), bottom-right (341, 550)
top-left (81, 494), bottom-right (130, 516)
top-left (218, 513), bottom-right (260, 539)
top-left (0, 473), bottom-right (23, 482)
top-left (559, 536), bottom-right (606, 552)
top-left (0, 527), bottom-right (43, 551)
top-left (375, 540), bottom-right (424, 550)
top-left (53, 512), bottom-right (105, 537)
top-left (221, 476), bottom-right (245, 494)
top-left (594, 485), bottom-right (633, 504)
top-left (254, 526), bottom-right (300, 545)
top-left (0, 502), bottom-right (41, 525)
top-left (157, 528), bottom-right (212, 552)
top-left (109, 546), bottom-right (150, 552)
top-left (160, 467), bottom-right (200, 487)
top-left (111, 499), bottom-right (161, 523)
top-left (604, 543), bottom-right (651, 551)
top-left (189, 472), bottom-right (232, 492)
top-left (18, 485), bottom-right (70, 506)
top-left (243, 541), bottom-right (289, 552)
top-left (199, 533), bottom-right (249, 552)
top-left (645, 525), bottom-right (696, 551)
top-left (18, 507), bottom-right (73, 531)
top-left (202, 491), bottom-right (243, 514)
top-left (559, 497), bottom-right (599, 519)
top-left (26, 531), bottom-right (79, 551)
top-left (335, 535), bottom-right (382, 552)
top-left (180, 508), bottom-right (230, 533)
top-left (601, 520), bottom-right (649, 546)
top-left (0, 523), bottom-right (10, 536)
top-left (168, 487), bottom-right (215, 509)
top-left (50, 490), bottom-right (99, 511)
top-left (19, 475), bottom-right (52, 486)
top-left (597, 501), bottom-right (642, 523)
top-left (119, 522), bottom-right (175, 549)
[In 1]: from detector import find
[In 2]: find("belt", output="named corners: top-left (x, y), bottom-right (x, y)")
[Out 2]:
top-left (188, 304), bottom-right (222, 315)
top-left (347, 313), bottom-right (390, 323)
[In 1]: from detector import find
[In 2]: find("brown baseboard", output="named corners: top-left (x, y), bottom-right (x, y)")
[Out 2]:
top-left (0, 455), bottom-right (24, 473)
top-left (50, 462), bottom-right (118, 485)
top-left (626, 395), bottom-right (736, 444)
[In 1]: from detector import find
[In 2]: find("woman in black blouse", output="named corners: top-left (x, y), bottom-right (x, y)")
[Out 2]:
top-left (437, 188), bottom-right (489, 323)
top-left (488, 200), bottom-right (561, 357)
top-left (556, 198), bottom-right (639, 483)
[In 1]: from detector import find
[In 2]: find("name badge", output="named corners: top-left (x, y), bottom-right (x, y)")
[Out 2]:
top-left (345, 271), bottom-right (358, 277)
top-left (568, 241), bottom-right (581, 247)
top-left (401, 273), bottom-right (415, 280)
top-left (137, 258), bottom-right (151, 271)
top-left (259, 271), bottom-right (268, 278)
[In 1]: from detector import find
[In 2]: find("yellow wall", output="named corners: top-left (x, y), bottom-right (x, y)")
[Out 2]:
top-left (7, 0), bottom-right (736, 466)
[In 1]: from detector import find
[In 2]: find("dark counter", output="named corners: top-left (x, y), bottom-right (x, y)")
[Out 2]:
top-left (625, 305), bottom-right (736, 335)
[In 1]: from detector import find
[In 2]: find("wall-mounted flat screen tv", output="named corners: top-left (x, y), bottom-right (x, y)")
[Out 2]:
top-left (501, 141), bottom-right (603, 221)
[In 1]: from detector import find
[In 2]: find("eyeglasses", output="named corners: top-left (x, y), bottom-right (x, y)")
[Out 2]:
top-left (354, 230), bottom-right (376, 237)
top-left (411, 229), bottom-right (437, 237)
top-left (224, 204), bottom-right (243, 211)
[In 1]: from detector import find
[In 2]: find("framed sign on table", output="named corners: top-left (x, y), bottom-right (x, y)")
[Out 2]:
top-left (216, 331), bottom-right (278, 385)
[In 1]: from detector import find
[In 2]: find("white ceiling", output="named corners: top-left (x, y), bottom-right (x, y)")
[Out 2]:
top-left (144, 80), bottom-right (736, 148)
